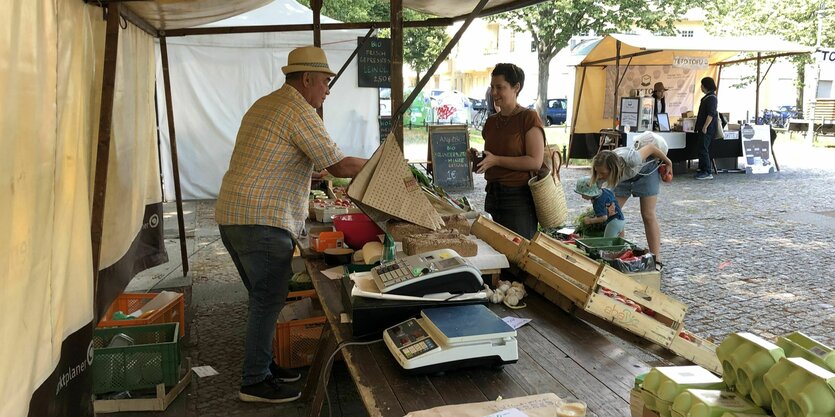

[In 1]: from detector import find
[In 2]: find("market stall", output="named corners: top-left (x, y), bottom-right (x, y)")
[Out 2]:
top-left (567, 34), bottom-right (813, 163)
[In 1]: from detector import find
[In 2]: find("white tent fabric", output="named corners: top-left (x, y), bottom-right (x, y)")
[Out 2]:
top-left (156, 0), bottom-right (379, 200)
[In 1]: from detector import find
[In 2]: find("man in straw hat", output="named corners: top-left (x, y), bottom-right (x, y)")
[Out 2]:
top-left (215, 46), bottom-right (367, 403)
top-left (651, 81), bottom-right (668, 131)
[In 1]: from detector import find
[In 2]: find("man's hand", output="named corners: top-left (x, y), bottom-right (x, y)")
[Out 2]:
top-left (311, 169), bottom-right (328, 180)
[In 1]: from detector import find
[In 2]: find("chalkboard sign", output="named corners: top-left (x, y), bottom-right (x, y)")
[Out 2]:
top-left (378, 116), bottom-right (392, 143)
top-left (428, 125), bottom-right (473, 190)
top-left (357, 37), bottom-right (391, 88)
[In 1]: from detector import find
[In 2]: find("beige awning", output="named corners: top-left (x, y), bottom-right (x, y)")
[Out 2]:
top-left (581, 33), bottom-right (814, 66)
top-left (121, 0), bottom-right (547, 31)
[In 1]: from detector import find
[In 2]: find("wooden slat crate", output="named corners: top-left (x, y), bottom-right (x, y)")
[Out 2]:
top-left (522, 232), bottom-right (602, 306)
top-left (668, 328), bottom-right (723, 375)
top-left (584, 266), bottom-right (687, 347)
top-left (470, 215), bottom-right (529, 266)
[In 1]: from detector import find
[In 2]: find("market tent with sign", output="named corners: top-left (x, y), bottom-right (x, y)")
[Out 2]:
top-left (568, 33), bottom-right (813, 160)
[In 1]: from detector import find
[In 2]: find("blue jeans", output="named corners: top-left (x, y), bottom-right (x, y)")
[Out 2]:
top-left (219, 225), bottom-right (294, 386)
top-left (484, 182), bottom-right (538, 240)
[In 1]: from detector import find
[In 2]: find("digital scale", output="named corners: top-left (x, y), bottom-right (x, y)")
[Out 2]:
top-left (383, 304), bottom-right (518, 374)
top-left (371, 249), bottom-right (483, 297)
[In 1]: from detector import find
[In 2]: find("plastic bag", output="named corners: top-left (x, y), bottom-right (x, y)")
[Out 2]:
top-left (600, 248), bottom-right (656, 273)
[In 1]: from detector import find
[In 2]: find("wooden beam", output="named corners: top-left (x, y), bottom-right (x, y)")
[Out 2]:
top-left (718, 51), bottom-right (808, 66)
top-left (579, 49), bottom-right (662, 67)
top-left (91, 3), bottom-right (121, 321)
top-left (391, 0), bottom-right (404, 148)
top-left (162, 19), bottom-right (453, 37)
top-left (159, 36), bottom-right (190, 276)
top-left (566, 66), bottom-right (587, 166)
top-left (312, 0), bottom-right (323, 118)
top-left (119, 4), bottom-right (158, 37)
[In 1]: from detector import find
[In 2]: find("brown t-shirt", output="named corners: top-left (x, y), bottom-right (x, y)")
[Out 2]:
top-left (482, 108), bottom-right (544, 187)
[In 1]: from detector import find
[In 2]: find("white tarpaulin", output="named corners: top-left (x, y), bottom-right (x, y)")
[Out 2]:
top-left (156, 0), bottom-right (379, 200)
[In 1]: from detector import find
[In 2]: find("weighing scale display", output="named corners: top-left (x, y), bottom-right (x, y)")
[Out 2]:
top-left (386, 318), bottom-right (438, 359)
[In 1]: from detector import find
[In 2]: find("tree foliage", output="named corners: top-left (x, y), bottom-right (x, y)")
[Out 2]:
top-left (295, 0), bottom-right (448, 83)
top-left (492, 0), bottom-right (693, 118)
top-left (701, 1), bottom-right (835, 105)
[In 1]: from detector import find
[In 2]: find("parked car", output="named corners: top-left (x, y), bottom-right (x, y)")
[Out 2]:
top-left (529, 98), bottom-right (567, 126)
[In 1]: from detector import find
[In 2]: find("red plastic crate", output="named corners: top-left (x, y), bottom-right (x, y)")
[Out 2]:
top-left (98, 292), bottom-right (185, 338)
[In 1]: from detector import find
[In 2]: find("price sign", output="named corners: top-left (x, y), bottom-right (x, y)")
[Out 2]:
top-left (428, 125), bottom-right (473, 190)
top-left (357, 37), bottom-right (391, 88)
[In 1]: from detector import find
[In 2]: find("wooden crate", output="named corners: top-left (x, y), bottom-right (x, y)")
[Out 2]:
top-left (470, 215), bottom-right (529, 266)
top-left (584, 266), bottom-right (687, 348)
top-left (627, 270), bottom-right (661, 291)
top-left (668, 328), bottom-right (723, 375)
top-left (521, 232), bottom-right (601, 306)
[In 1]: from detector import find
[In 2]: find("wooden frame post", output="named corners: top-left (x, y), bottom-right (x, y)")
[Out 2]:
top-left (91, 3), bottom-right (121, 320)
top-left (391, 0), bottom-right (404, 149)
top-left (159, 36), bottom-right (190, 276)
top-left (566, 66), bottom-right (588, 166)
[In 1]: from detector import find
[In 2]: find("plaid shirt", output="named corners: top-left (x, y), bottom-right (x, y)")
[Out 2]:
top-left (215, 84), bottom-right (344, 235)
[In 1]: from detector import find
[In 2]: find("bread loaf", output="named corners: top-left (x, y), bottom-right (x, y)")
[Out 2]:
top-left (402, 230), bottom-right (478, 257)
top-left (387, 214), bottom-right (471, 241)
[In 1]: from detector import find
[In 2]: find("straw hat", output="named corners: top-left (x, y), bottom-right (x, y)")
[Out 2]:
top-left (281, 46), bottom-right (335, 76)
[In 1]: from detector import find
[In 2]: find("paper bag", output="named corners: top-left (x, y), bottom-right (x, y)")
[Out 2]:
top-left (348, 133), bottom-right (444, 230)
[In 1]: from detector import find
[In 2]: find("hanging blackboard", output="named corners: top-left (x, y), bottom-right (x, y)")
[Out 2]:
top-left (357, 37), bottom-right (391, 88)
top-left (428, 125), bottom-right (473, 190)
top-left (378, 116), bottom-right (392, 143)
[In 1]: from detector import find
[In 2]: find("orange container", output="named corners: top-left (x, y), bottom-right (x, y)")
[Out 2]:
top-left (273, 291), bottom-right (326, 368)
top-left (310, 230), bottom-right (345, 252)
top-left (97, 292), bottom-right (186, 338)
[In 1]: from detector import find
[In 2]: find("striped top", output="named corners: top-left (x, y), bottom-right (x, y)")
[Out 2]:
top-left (215, 84), bottom-right (344, 235)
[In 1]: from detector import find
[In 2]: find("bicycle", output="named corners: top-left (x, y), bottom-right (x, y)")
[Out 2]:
top-left (471, 108), bottom-right (489, 130)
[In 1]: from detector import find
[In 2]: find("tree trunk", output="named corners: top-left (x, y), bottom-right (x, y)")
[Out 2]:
top-left (795, 61), bottom-right (805, 113)
top-left (537, 53), bottom-right (550, 125)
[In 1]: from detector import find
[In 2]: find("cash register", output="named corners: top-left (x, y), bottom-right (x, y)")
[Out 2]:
top-left (383, 304), bottom-right (518, 374)
top-left (371, 249), bottom-right (483, 297)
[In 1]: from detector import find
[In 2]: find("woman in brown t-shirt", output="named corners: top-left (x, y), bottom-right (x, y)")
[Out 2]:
top-left (471, 63), bottom-right (545, 239)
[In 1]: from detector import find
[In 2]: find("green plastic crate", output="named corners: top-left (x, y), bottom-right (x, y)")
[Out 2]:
top-left (574, 236), bottom-right (636, 259)
top-left (92, 322), bottom-right (180, 394)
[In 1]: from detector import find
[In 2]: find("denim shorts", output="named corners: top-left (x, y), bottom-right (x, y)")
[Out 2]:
top-left (613, 159), bottom-right (661, 198)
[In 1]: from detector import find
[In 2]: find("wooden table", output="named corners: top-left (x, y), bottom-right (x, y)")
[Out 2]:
top-left (301, 257), bottom-right (674, 417)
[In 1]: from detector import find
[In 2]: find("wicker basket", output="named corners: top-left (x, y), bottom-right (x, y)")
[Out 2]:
top-left (528, 173), bottom-right (567, 228)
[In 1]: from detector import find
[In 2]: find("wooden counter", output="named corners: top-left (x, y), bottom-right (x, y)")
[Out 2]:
top-left (301, 257), bottom-right (679, 417)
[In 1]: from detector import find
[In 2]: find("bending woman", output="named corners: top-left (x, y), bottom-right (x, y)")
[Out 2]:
top-left (472, 63), bottom-right (545, 239)
top-left (591, 144), bottom-right (672, 262)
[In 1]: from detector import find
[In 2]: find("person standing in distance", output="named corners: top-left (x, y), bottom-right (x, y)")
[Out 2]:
top-left (651, 82), bottom-right (668, 131)
top-left (215, 46), bottom-right (367, 403)
top-left (694, 76), bottom-right (719, 180)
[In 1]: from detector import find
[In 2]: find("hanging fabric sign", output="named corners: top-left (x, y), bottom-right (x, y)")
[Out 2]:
top-left (673, 56), bottom-right (708, 69)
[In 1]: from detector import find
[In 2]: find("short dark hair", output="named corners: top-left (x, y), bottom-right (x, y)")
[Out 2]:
top-left (701, 77), bottom-right (717, 92)
top-left (492, 63), bottom-right (524, 95)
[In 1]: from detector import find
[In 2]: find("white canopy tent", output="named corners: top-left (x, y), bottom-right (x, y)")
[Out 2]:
top-left (156, 0), bottom-right (380, 200)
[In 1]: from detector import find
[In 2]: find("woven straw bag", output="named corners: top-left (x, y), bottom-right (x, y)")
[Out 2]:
top-left (528, 147), bottom-right (567, 228)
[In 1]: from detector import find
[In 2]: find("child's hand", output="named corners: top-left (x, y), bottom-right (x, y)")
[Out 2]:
top-left (606, 202), bottom-right (616, 217)
top-left (583, 217), bottom-right (591, 225)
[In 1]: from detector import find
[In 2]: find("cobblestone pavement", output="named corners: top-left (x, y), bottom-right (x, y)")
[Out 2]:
top-left (175, 140), bottom-right (833, 416)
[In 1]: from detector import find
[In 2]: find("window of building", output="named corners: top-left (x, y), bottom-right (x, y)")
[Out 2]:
top-left (679, 30), bottom-right (694, 38)
top-left (485, 23), bottom-right (499, 54)
top-left (509, 31), bottom-right (516, 53)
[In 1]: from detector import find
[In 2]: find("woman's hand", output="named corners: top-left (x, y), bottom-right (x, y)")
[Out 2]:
top-left (468, 147), bottom-right (480, 160)
top-left (476, 150), bottom-right (498, 174)
top-left (662, 156), bottom-right (673, 174)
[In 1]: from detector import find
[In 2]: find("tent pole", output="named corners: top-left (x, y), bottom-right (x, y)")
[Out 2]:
top-left (567, 66), bottom-right (588, 167)
top-left (159, 36), bottom-right (190, 277)
top-left (330, 28), bottom-right (375, 89)
top-left (755, 52), bottom-right (761, 122)
top-left (313, 0), bottom-right (323, 118)
top-left (391, 0), bottom-right (490, 125)
top-left (391, 0), bottom-right (404, 148)
top-left (613, 40), bottom-right (621, 129)
top-left (91, 3), bottom-right (121, 321)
